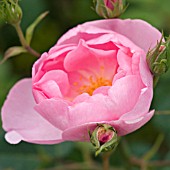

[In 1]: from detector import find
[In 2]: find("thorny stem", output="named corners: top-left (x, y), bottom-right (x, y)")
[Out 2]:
top-left (13, 23), bottom-right (40, 57)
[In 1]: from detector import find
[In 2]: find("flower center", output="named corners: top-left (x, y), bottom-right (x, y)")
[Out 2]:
top-left (79, 76), bottom-right (112, 95)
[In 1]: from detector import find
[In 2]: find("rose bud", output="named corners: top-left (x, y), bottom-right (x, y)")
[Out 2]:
top-left (0, 0), bottom-right (22, 25)
top-left (147, 36), bottom-right (170, 84)
top-left (93, 0), bottom-right (126, 18)
top-left (89, 124), bottom-right (118, 156)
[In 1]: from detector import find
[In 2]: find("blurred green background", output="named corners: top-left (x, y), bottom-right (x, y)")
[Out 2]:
top-left (0, 0), bottom-right (170, 170)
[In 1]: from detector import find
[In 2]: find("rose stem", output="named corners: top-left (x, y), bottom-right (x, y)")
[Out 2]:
top-left (13, 23), bottom-right (40, 57)
top-left (102, 151), bottom-right (112, 170)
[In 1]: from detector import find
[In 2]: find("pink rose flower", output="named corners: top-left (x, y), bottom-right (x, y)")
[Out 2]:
top-left (1, 19), bottom-right (162, 144)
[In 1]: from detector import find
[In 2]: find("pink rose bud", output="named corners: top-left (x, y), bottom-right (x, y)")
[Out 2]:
top-left (147, 35), bottom-right (170, 77)
top-left (89, 124), bottom-right (118, 156)
top-left (104, 0), bottom-right (115, 10)
top-left (94, 0), bottom-right (126, 18)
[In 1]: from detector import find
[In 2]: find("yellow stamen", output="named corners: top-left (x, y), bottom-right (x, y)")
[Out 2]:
top-left (79, 76), bottom-right (112, 95)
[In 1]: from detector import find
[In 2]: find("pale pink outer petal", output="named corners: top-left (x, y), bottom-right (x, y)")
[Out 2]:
top-left (110, 110), bottom-right (154, 136)
top-left (108, 75), bottom-right (143, 118)
top-left (57, 19), bottom-right (162, 52)
top-left (62, 110), bottom-right (154, 141)
top-left (86, 33), bottom-right (141, 52)
top-left (139, 51), bottom-right (153, 87)
top-left (32, 52), bottom-right (48, 78)
top-left (62, 78), bottom-right (154, 141)
top-left (68, 94), bottom-right (115, 126)
top-left (120, 87), bottom-right (153, 121)
top-left (1, 79), bottom-right (63, 144)
top-left (34, 94), bottom-right (114, 130)
top-left (34, 99), bottom-right (70, 130)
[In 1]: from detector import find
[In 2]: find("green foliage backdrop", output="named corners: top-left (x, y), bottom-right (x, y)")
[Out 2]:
top-left (0, 0), bottom-right (170, 169)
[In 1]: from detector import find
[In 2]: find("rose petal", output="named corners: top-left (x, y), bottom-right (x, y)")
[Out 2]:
top-left (64, 40), bottom-right (100, 73)
top-left (69, 94), bottom-right (115, 126)
top-left (34, 99), bottom-right (70, 130)
top-left (110, 110), bottom-right (154, 136)
top-left (33, 70), bottom-right (70, 100)
top-left (32, 45), bottom-right (75, 83)
top-left (62, 110), bottom-right (154, 141)
top-left (63, 123), bottom-right (97, 141)
top-left (57, 19), bottom-right (162, 52)
top-left (5, 131), bottom-right (23, 144)
top-left (73, 93), bottom-right (90, 103)
top-left (65, 39), bottom-right (118, 82)
top-left (108, 75), bottom-right (143, 118)
top-left (139, 52), bottom-right (153, 87)
top-left (1, 79), bottom-right (63, 144)
top-left (117, 49), bottom-right (132, 73)
top-left (120, 86), bottom-right (153, 121)
top-left (93, 86), bottom-right (111, 95)
top-left (32, 52), bottom-right (48, 78)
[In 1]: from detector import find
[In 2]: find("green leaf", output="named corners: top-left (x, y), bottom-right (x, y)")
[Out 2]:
top-left (25, 11), bottom-right (49, 45)
top-left (0, 46), bottom-right (27, 64)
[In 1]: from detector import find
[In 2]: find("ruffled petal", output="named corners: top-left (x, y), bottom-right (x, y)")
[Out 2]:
top-left (1, 79), bottom-right (63, 144)
top-left (64, 40), bottom-right (100, 73)
top-left (33, 70), bottom-right (70, 102)
top-left (108, 75), bottom-right (143, 118)
top-left (62, 110), bottom-right (154, 141)
top-left (109, 110), bottom-right (154, 136)
top-left (34, 99), bottom-right (70, 130)
top-left (120, 86), bottom-right (153, 121)
top-left (68, 94), bottom-right (114, 126)
top-left (57, 19), bottom-right (162, 52)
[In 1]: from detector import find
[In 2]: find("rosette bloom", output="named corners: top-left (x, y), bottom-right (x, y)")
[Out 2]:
top-left (1, 19), bottom-right (162, 144)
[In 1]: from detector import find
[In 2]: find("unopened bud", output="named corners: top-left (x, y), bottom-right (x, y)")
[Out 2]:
top-left (89, 124), bottom-right (119, 156)
top-left (0, 0), bottom-right (22, 25)
top-left (147, 35), bottom-right (170, 77)
top-left (93, 0), bottom-right (126, 19)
